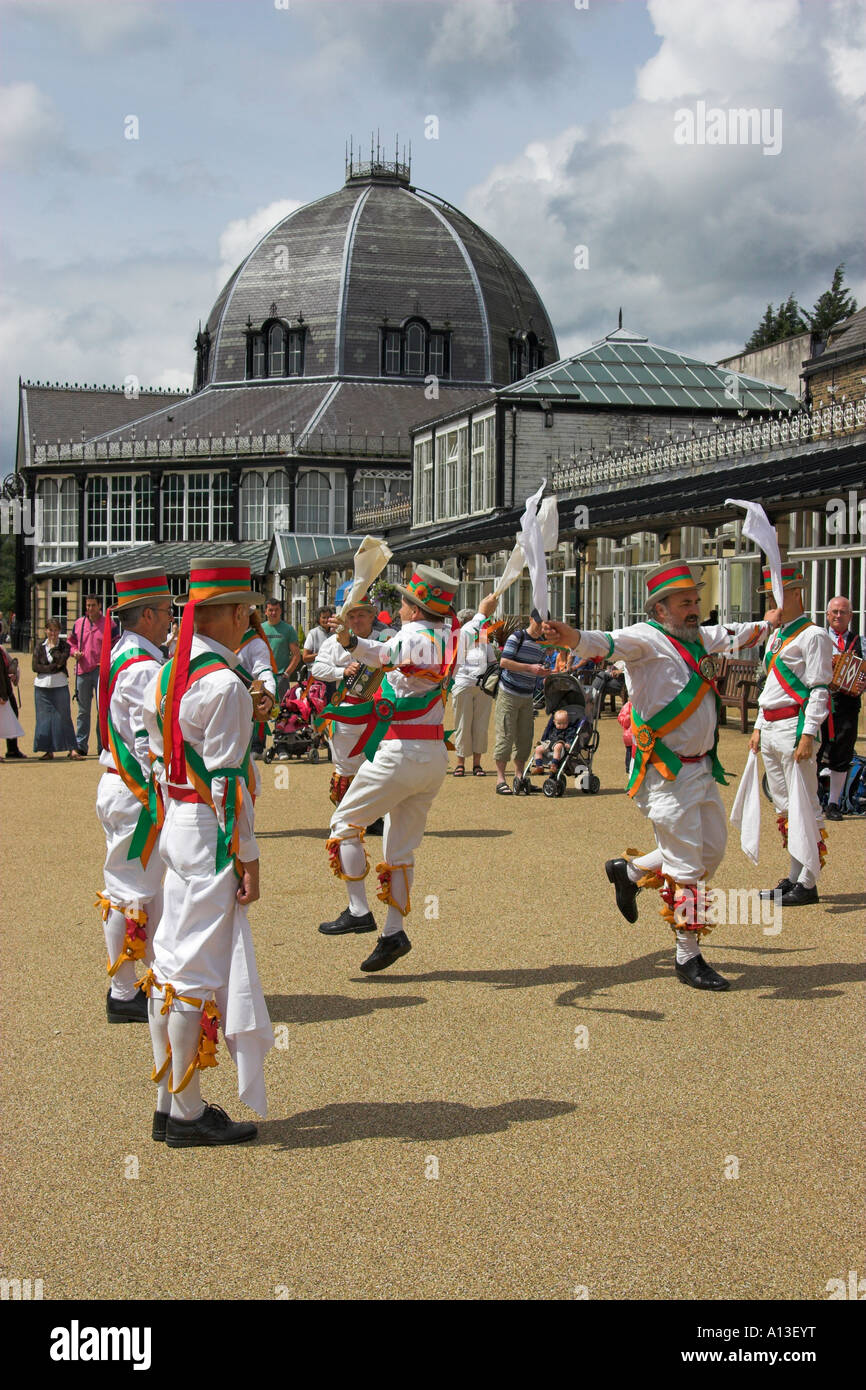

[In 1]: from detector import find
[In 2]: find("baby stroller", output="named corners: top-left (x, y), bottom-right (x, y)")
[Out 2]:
top-left (263, 678), bottom-right (328, 763)
top-left (535, 668), bottom-right (615, 797)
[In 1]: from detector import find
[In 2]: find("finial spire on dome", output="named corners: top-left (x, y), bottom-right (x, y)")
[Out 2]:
top-left (345, 132), bottom-right (411, 186)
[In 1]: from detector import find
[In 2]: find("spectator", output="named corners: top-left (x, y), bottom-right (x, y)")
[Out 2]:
top-left (69, 595), bottom-right (116, 756)
top-left (261, 598), bottom-right (301, 701)
top-left (531, 706), bottom-right (582, 776)
top-left (0, 643), bottom-right (26, 759)
top-left (493, 616), bottom-right (547, 795)
top-left (820, 594), bottom-right (863, 820)
top-left (452, 595), bottom-right (498, 776)
top-left (0, 611), bottom-right (8, 646)
top-left (32, 617), bottom-right (81, 759)
top-left (618, 698), bottom-right (635, 775)
top-left (301, 607), bottom-right (333, 669)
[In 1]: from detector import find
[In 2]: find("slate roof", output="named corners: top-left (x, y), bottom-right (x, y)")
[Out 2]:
top-left (35, 540), bottom-right (271, 580)
top-left (204, 172), bottom-right (557, 389)
top-left (19, 384), bottom-right (188, 467)
top-left (495, 328), bottom-right (800, 413)
top-left (824, 307), bottom-right (866, 354)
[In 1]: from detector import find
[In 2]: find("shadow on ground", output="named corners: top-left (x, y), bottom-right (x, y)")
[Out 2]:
top-left (266, 993), bottom-right (426, 1024)
top-left (352, 945), bottom-right (866, 1005)
top-left (820, 892), bottom-right (866, 915)
top-left (259, 1097), bottom-right (577, 1150)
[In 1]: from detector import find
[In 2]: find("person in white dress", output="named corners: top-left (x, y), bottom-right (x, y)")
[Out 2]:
top-left (451, 593), bottom-right (498, 776)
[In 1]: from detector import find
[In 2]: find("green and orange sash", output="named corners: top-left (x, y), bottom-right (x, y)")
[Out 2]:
top-left (318, 675), bottom-right (444, 761)
top-left (104, 645), bottom-right (164, 867)
top-left (763, 615), bottom-right (820, 744)
top-left (627, 624), bottom-right (726, 797)
top-left (156, 652), bottom-right (255, 874)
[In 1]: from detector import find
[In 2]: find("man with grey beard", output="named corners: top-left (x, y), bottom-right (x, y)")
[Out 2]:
top-left (544, 563), bottom-right (781, 992)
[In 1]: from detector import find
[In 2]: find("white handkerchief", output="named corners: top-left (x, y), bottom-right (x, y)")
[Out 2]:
top-left (787, 761), bottom-right (821, 879)
top-left (730, 748), bottom-right (761, 865)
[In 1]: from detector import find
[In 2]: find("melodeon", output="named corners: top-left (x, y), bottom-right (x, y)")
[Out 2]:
top-left (829, 648), bottom-right (866, 697)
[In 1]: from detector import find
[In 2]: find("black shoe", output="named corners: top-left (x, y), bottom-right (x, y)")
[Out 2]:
top-left (106, 988), bottom-right (149, 1023)
top-left (826, 803), bottom-right (843, 821)
top-left (675, 954), bottom-right (730, 991)
top-left (367, 817), bottom-right (385, 836)
top-left (605, 858), bottom-right (640, 924)
top-left (319, 906), bottom-right (377, 935)
top-left (165, 1103), bottom-right (257, 1148)
top-left (4, 748), bottom-right (27, 760)
top-left (360, 930), bottom-right (412, 972)
top-left (759, 877), bottom-right (793, 900)
top-left (780, 881), bottom-right (819, 906)
top-left (152, 1111), bottom-right (169, 1143)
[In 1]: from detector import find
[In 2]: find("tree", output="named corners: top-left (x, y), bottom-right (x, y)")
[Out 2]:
top-left (744, 304), bottom-right (779, 352)
top-left (744, 294), bottom-right (806, 352)
top-left (802, 264), bottom-right (858, 340)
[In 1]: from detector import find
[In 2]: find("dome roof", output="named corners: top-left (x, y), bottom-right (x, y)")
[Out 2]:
top-left (202, 163), bottom-right (558, 389)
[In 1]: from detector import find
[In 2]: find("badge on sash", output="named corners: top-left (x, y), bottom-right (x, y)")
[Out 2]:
top-left (698, 655), bottom-right (718, 682)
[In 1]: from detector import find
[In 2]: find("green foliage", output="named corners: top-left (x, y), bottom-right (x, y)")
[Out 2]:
top-left (802, 264), bottom-right (858, 339)
top-left (744, 294), bottom-right (806, 351)
top-left (0, 534), bottom-right (15, 612)
top-left (370, 578), bottom-right (402, 615)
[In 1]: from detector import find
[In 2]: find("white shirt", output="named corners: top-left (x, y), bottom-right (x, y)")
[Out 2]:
top-left (98, 630), bottom-right (165, 776)
top-left (143, 634), bottom-right (258, 862)
top-left (311, 629), bottom-right (387, 688)
top-left (451, 613), bottom-right (496, 695)
top-left (235, 633), bottom-right (276, 698)
top-left (351, 619), bottom-right (451, 759)
top-left (576, 620), bottom-right (770, 758)
top-left (34, 639), bottom-right (69, 690)
top-left (755, 620), bottom-right (833, 735)
top-left (303, 625), bottom-right (329, 657)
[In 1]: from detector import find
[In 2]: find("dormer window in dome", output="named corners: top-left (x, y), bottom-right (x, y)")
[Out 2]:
top-left (509, 330), bottom-right (545, 384)
top-left (244, 314), bottom-right (306, 380)
top-left (380, 316), bottom-right (451, 379)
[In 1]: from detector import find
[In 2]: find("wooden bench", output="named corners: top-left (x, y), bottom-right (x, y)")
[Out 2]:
top-left (718, 658), bottom-right (761, 732)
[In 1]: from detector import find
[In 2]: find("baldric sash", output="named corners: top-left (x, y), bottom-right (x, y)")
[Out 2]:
top-left (155, 652), bottom-right (255, 874)
top-left (763, 615), bottom-right (821, 743)
top-left (627, 622), bottom-right (726, 797)
top-left (104, 646), bottom-right (164, 867)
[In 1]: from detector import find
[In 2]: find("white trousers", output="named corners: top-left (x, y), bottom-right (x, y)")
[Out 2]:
top-left (96, 774), bottom-right (162, 997)
top-left (760, 717), bottom-right (823, 887)
top-left (328, 720), bottom-right (366, 778)
top-left (330, 741), bottom-right (447, 866)
top-left (632, 761), bottom-right (728, 883)
top-left (452, 685), bottom-right (492, 758)
top-left (151, 800), bottom-right (273, 1116)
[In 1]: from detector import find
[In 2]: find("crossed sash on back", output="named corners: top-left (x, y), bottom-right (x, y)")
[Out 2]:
top-left (762, 615), bottom-right (823, 744)
top-left (103, 646), bottom-right (164, 867)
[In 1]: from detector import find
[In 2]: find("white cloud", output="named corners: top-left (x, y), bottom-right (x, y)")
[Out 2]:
top-left (0, 82), bottom-right (65, 168)
top-left (428, 0), bottom-right (518, 68)
top-left (823, 0), bottom-right (866, 105)
top-left (464, 0), bottom-right (865, 364)
top-left (216, 199), bottom-right (302, 290)
top-left (8, 0), bottom-right (171, 53)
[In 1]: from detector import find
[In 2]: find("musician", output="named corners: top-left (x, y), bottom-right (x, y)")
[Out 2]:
top-left (819, 595), bottom-right (863, 820)
top-left (749, 566), bottom-right (834, 905)
top-left (95, 567), bottom-right (172, 1023)
top-left (311, 595), bottom-right (387, 822)
top-left (319, 565), bottom-right (459, 972)
top-left (237, 607), bottom-right (277, 760)
top-left (544, 563), bottom-right (778, 992)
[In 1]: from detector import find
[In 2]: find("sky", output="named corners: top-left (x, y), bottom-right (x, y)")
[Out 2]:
top-left (2, 0), bottom-right (865, 466)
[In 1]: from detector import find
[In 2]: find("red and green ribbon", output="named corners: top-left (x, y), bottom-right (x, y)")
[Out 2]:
top-left (627, 624), bottom-right (726, 797)
top-left (103, 646), bottom-right (164, 867)
top-left (763, 616), bottom-right (817, 744)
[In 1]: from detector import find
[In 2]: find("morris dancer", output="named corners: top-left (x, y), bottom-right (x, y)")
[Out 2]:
top-left (94, 568), bottom-right (172, 1023)
top-left (141, 559), bottom-right (273, 1148)
top-left (820, 595), bottom-right (864, 821)
top-left (237, 607), bottom-right (278, 759)
top-left (319, 565), bottom-right (459, 971)
top-left (544, 563), bottom-right (780, 991)
top-left (750, 565), bottom-right (833, 905)
top-left (311, 594), bottom-right (387, 832)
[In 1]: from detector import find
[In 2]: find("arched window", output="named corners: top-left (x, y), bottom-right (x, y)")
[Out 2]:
top-left (268, 324), bottom-right (286, 377)
top-left (266, 471), bottom-right (291, 532)
top-left (405, 321), bottom-right (426, 375)
top-left (87, 477), bottom-right (109, 546)
top-left (251, 335), bottom-right (266, 378)
top-left (296, 469), bottom-right (346, 534)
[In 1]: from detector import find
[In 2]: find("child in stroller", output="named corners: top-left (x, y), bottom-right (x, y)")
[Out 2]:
top-left (263, 678), bottom-right (328, 763)
top-left (520, 668), bottom-right (613, 797)
top-left (531, 707), bottom-right (584, 779)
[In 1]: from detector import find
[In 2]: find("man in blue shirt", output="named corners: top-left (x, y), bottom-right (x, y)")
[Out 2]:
top-left (493, 617), bottom-right (547, 794)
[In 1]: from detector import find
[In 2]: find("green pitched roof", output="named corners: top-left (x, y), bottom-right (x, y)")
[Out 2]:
top-left (498, 328), bottom-right (800, 412)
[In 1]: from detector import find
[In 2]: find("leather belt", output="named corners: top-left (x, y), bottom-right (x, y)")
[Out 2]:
top-left (679, 752), bottom-right (712, 763)
top-left (762, 704), bottom-right (801, 722)
top-left (104, 767), bottom-right (120, 775)
top-left (384, 724), bottom-right (444, 741)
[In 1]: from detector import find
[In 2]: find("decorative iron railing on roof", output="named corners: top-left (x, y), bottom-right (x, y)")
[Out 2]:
top-left (550, 400), bottom-right (866, 492)
top-left (31, 429), bottom-right (410, 465)
top-left (353, 498), bottom-right (412, 530)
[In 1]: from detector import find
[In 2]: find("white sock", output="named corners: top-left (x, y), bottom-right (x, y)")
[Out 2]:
top-left (382, 865), bottom-right (413, 938)
top-left (338, 838), bottom-right (370, 915)
top-left (629, 848), bottom-right (662, 882)
top-left (829, 771), bottom-right (846, 805)
top-left (799, 867), bottom-right (817, 889)
top-left (788, 854), bottom-right (803, 883)
top-left (105, 909), bottom-right (138, 1001)
top-left (626, 861), bottom-right (642, 884)
top-left (147, 995), bottom-right (171, 1115)
top-left (167, 1002), bottom-right (206, 1122)
top-left (675, 929), bottom-right (702, 964)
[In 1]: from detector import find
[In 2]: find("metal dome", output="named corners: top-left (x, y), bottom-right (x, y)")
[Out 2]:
top-left (201, 160), bottom-right (558, 390)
